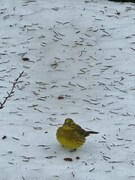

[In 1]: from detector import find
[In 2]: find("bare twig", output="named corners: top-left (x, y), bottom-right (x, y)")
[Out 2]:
top-left (0, 71), bottom-right (24, 109)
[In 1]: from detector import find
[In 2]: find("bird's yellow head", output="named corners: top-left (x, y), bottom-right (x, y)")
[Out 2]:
top-left (62, 118), bottom-right (76, 130)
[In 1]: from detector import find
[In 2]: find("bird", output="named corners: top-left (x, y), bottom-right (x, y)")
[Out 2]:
top-left (56, 118), bottom-right (99, 150)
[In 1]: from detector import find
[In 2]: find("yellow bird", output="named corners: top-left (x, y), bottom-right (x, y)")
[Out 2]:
top-left (56, 118), bottom-right (99, 150)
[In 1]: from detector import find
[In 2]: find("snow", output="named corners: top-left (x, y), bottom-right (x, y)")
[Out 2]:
top-left (0, 0), bottom-right (135, 179)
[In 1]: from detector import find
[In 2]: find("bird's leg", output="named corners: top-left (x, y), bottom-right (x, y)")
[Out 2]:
top-left (69, 148), bottom-right (76, 152)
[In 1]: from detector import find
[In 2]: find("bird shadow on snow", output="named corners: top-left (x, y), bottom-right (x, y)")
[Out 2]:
top-left (53, 137), bottom-right (101, 162)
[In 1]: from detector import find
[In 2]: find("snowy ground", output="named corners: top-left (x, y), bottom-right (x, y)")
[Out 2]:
top-left (1, 0), bottom-right (135, 179)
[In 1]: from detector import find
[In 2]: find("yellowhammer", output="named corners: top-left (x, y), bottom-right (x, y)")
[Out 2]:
top-left (56, 118), bottom-right (99, 150)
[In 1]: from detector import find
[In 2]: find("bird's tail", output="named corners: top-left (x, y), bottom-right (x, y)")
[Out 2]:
top-left (84, 131), bottom-right (99, 137)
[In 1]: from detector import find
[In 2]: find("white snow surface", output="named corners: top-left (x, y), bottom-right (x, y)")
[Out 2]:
top-left (0, 0), bottom-right (135, 179)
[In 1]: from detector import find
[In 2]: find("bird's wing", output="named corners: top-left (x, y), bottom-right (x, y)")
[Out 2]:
top-left (75, 124), bottom-right (86, 135)
top-left (72, 130), bottom-right (85, 145)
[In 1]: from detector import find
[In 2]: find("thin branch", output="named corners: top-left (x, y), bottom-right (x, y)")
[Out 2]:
top-left (0, 71), bottom-right (24, 109)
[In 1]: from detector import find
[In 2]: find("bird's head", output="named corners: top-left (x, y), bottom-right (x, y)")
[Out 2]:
top-left (62, 118), bottom-right (76, 130)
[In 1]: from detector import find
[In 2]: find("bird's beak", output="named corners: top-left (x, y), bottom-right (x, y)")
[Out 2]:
top-left (63, 122), bottom-right (68, 126)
